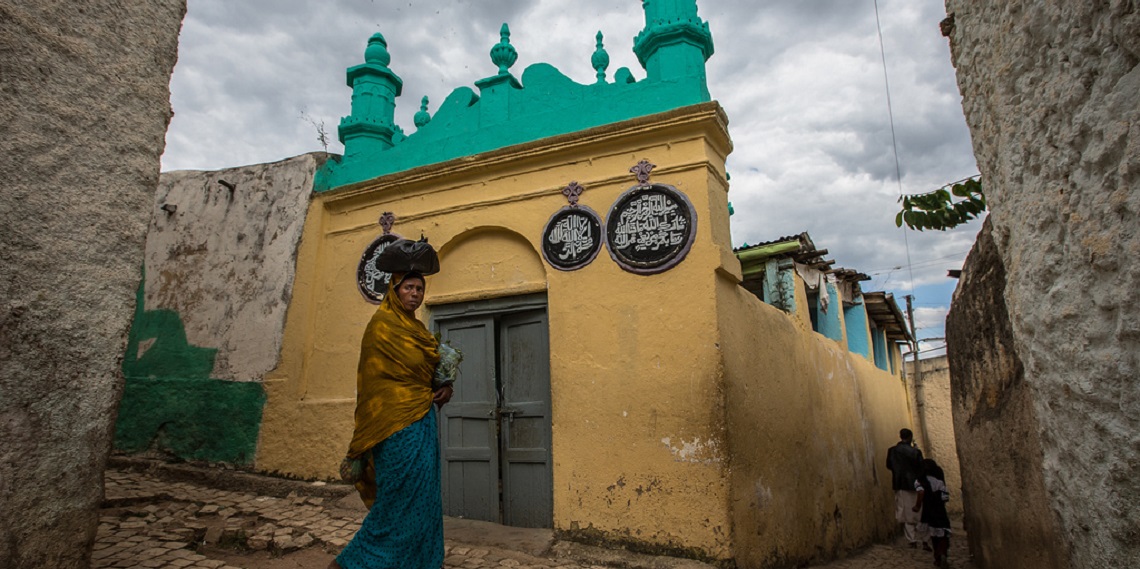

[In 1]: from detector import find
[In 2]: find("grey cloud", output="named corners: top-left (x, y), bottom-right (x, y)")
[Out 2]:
top-left (164, 0), bottom-right (977, 315)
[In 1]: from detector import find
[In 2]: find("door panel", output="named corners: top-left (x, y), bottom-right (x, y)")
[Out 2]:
top-left (499, 310), bottom-right (553, 528)
top-left (433, 300), bottom-right (552, 529)
top-left (437, 316), bottom-right (499, 523)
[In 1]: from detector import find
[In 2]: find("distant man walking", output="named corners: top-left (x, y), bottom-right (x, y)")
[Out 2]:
top-left (886, 428), bottom-right (926, 547)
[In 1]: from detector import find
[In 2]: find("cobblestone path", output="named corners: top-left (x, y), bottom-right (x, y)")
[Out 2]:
top-left (96, 467), bottom-right (975, 569)
top-left (807, 540), bottom-right (975, 569)
top-left (96, 468), bottom-right (615, 569)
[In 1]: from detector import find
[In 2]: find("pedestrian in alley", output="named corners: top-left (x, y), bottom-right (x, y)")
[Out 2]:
top-left (914, 458), bottom-right (953, 568)
top-left (331, 239), bottom-right (459, 569)
top-left (886, 428), bottom-right (928, 549)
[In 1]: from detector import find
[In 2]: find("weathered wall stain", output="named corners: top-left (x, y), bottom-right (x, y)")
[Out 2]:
top-left (145, 154), bottom-right (327, 382)
top-left (114, 154), bottom-right (324, 466)
top-left (946, 220), bottom-right (1068, 568)
top-left (115, 274), bottom-right (266, 465)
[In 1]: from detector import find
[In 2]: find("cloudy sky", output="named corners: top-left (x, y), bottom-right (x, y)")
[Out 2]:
top-left (162, 0), bottom-right (982, 357)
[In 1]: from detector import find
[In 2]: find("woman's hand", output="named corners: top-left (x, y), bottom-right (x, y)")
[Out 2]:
top-left (433, 385), bottom-right (454, 408)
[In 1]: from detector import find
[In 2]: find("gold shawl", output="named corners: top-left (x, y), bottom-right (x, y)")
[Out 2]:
top-left (348, 274), bottom-right (440, 506)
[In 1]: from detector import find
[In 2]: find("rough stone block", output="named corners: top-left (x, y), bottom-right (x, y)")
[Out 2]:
top-left (945, 1), bottom-right (1140, 567)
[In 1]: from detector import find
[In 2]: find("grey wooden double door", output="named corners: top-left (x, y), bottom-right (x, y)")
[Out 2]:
top-left (432, 295), bottom-right (553, 528)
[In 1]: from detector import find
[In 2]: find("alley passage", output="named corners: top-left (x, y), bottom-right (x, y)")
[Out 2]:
top-left (95, 466), bottom-right (975, 569)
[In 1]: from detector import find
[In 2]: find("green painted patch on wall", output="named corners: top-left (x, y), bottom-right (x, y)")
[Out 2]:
top-left (114, 271), bottom-right (265, 465)
top-left (114, 377), bottom-right (265, 464)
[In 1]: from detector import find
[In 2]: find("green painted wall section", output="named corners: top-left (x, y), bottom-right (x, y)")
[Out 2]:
top-left (114, 271), bottom-right (266, 465)
top-left (317, 0), bottom-right (715, 192)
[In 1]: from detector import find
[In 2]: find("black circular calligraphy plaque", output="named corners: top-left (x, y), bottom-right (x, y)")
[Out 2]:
top-left (541, 206), bottom-right (603, 271)
top-left (605, 183), bottom-right (697, 275)
top-left (357, 234), bottom-right (401, 303)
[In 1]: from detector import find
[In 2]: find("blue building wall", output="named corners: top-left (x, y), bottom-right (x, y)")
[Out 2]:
top-left (843, 299), bottom-right (871, 359)
top-left (871, 326), bottom-right (889, 371)
top-left (816, 282), bottom-right (845, 343)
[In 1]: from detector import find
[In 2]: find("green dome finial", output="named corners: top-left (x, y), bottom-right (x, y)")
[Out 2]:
top-left (413, 96), bottom-right (431, 128)
top-left (364, 33), bottom-right (391, 66)
top-left (490, 23), bottom-right (518, 75)
top-left (591, 31), bottom-right (610, 84)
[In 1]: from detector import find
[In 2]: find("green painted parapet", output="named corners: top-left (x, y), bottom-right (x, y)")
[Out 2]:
top-left (317, 0), bottom-right (715, 192)
top-left (114, 272), bottom-right (265, 465)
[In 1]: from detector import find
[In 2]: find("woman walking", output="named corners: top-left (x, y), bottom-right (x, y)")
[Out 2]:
top-left (331, 268), bottom-right (454, 569)
top-left (913, 458), bottom-right (952, 568)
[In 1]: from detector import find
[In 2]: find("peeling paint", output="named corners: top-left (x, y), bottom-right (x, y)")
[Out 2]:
top-left (753, 480), bottom-right (773, 510)
top-left (661, 435), bottom-right (723, 464)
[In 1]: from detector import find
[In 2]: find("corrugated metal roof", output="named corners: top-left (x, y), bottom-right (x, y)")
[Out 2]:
top-left (863, 291), bottom-right (913, 343)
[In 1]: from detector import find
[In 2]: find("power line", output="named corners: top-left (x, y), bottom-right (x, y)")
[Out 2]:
top-left (864, 250), bottom-right (972, 274)
top-left (868, 262), bottom-right (962, 277)
top-left (873, 0), bottom-right (915, 299)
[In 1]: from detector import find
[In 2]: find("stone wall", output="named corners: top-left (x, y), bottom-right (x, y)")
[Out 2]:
top-left (0, 2), bottom-right (185, 568)
top-left (946, 221), bottom-right (1068, 567)
top-left (143, 155), bottom-right (326, 382)
top-left (944, 2), bottom-right (1139, 565)
top-left (114, 154), bottom-right (326, 465)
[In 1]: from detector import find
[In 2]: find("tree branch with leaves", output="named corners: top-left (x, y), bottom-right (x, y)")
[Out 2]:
top-left (896, 176), bottom-right (986, 231)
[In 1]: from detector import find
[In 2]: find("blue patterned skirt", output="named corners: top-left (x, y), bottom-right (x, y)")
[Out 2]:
top-left (337, 407), bottom-right (443, 569)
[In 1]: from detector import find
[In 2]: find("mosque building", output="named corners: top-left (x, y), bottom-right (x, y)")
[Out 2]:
top-left (115, 1), bottom-right (916, 565)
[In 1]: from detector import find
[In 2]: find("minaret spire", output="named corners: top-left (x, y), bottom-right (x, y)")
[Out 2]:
top-left (339, 33), bottom-right (404, 157)
top-left (591, 31), bottom-right (610, 84)
top-left (632, 0), bottom-right (714, 88)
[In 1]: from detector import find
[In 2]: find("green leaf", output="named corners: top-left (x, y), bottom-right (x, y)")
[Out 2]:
top-left (895, 177), bottom-right (986, 232)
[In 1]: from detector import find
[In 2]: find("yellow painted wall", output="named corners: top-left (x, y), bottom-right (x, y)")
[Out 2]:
top-left (718, 276), bottom-right (912, 567)
top-left (258, 103), bottom-right (737, 558)
top-left (256, 101), bottom-right (916, 565)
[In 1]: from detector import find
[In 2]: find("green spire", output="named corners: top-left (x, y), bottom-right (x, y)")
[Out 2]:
top-left (633, 0), bottom-right (714, 87)
top-left (591, 31), bottom-right (609, 84)
top-left (363, 32), bottom-right (391, 65)
top-left (489, 23), bottom-right (518, 75)
top-left (318, 7), bottom-right (715, 191)
top-left (339, 32), bottom-right (405, 156)
top-left (413, 96), bottom-right (431, 128)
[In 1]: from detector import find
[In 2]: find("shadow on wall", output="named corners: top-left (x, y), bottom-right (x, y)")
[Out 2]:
top-left (114, 268), bottom-right (266, 465)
